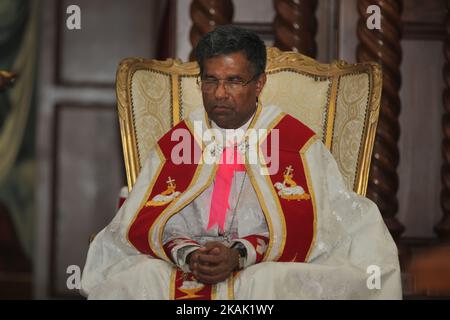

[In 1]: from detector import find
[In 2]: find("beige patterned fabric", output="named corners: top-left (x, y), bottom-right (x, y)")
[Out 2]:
top-left (131, 70), bottom-right (172, 163)
top-left (179, 76), bottom-right (203, 120)
top-left (333, 73), bottom-right (370, 190)
top-left (178, 72), bottom-right (331, 140)
top-left (260, 71), bottom-right (331, 141)
top-left (116, 48), bottom-right (381, 194)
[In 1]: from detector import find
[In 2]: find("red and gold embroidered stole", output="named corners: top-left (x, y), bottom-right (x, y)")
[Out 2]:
top-left (127, 113), bottom-right (316, 299)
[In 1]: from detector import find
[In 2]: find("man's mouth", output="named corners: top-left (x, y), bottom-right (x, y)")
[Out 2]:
top-left (212, 105), bottom-right (233, 112)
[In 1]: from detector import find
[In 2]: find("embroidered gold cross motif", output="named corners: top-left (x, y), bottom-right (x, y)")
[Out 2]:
top-left (145, 176), bottom-right (181, 207)
top-left (274, 165), bottom-right (310, 201)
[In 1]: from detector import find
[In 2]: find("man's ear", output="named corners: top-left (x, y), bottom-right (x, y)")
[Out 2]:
top-left (255, 73), bottom-right (267, 96)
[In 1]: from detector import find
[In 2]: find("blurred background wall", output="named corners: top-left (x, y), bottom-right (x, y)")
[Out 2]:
top-left (0, 0), bottom-right (447, 299)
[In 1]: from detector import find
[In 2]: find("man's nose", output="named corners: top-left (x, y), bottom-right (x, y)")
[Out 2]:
top-left (214, 81), bottom-right (228, 99)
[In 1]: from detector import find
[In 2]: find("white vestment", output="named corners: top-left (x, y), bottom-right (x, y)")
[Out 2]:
top-left (163, 115), bottom-right (269, 272)
top-left (80, 105), bottom-right (402, 299)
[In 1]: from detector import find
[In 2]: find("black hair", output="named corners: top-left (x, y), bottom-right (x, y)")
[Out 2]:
top-left (194, 25), bottom-right (267, 77)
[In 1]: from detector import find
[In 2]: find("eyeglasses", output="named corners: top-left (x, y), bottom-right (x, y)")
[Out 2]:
top-left (197, 74), bottom-right (258, 92)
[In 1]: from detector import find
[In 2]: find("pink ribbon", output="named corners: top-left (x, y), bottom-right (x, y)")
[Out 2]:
top-left (207, 146), bottom-right (246, 232)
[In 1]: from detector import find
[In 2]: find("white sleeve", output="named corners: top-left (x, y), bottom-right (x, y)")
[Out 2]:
top-left (80, 147), bottom-right (163, 297)
top-left (299, 140), bottom-right (402, 299)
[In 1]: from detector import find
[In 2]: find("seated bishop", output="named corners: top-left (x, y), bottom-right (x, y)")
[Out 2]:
top-left (80, 25), bottom-right (402, 300)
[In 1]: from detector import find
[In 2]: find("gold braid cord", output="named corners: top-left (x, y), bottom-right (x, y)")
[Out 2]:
top-left (273, 0), bottom-right (318, 58)
top-left (189, 0), bottom-right (234, 61)
top-left (357, 0), bottom-right (405, 239)
top-left (436, 0), bottom-right (450, 242)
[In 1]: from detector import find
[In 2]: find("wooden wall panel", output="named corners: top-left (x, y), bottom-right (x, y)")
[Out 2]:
top-left (339, 0), bottom-right (446, 240)
top-left (397, 40), bottom-right (445, 238)
top-left (396, 0), bottom-right (446, 239)
top-left (403, 0), bottom-right (445, 24)
top-left (36, 0), bottom-right (164, 299)
top-left (338, 0), bottom-right (358, 63)
top-left (50, 104), bottom-right (123, 297)
top-left (58, 0), bottom-right (164, 86)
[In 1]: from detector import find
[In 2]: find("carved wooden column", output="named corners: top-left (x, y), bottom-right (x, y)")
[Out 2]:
top-left (356, 0), bottom-right (405, 241)
top-left (436, 0), bottom-right (450, 242)
top-left (189, 0), bottom-right (234, 61)
top-left (273, 0), bottom-right (318, 58)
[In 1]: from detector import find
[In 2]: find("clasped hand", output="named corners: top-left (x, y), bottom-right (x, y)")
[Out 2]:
top-left (187, 241), bottom-right (239, 284)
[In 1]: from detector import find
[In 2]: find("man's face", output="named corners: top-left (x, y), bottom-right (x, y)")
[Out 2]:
top-left (201, 51), bottom-right (266, 129)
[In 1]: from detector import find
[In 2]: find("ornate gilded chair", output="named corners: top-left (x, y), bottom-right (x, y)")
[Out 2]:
top-left (115, 47), bottom-right (381, 196)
